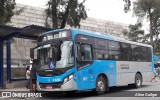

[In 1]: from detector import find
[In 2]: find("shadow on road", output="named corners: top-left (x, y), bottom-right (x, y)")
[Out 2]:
top-left (41, 85), bottom-right (150, 99)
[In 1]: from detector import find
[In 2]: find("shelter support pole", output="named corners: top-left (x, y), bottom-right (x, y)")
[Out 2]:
top-left (0, 41), bottom-right (4, 88)
top-left (6, 39), bottom-right (11, 83)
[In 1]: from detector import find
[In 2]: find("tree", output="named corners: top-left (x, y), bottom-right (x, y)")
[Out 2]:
top-left (0, 0), bottom-right (25, 47)
top-left (45, 0), bottom-right (87, 29)
top-left (123, 0), bottom-right (131, 13)
top-left (133, 0), bottom-right (160, 46)
top-left (154, 39), bottom-right (160, 55)
top-left (122, 22), bottom-right (144, 42)
top-left (0, 0), bottom-right (16, 24)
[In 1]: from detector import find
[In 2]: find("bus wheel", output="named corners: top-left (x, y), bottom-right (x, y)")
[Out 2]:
top-left (94, 76), bottom-right (106, 95)
top-left (134, 73), bottom-right (142, 88)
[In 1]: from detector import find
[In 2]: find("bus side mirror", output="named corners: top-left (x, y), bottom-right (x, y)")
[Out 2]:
top-left (30, 48), bottom-right (34, 59)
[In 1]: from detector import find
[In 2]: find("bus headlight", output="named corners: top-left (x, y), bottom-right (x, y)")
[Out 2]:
top-left (69, 74), bottom-right (74, 79)
top-left (63, 74), bottom-right (74, 84)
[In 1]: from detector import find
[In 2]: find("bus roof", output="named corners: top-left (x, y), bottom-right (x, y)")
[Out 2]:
top-left (72, 29), bottom-right (152, 48)
top-left (40, 28), bottom-right (69, 36)
top-left (40, 28), bottom-right (152, 48)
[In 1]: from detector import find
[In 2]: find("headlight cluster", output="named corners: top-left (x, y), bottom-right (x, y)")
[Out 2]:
top-left (63, 74), bottom-right (74, 84)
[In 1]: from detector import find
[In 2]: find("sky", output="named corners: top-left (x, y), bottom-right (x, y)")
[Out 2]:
top-left (16, 0), bottom-right (138, 25)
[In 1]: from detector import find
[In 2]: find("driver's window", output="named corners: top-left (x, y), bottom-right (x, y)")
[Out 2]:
top-left (77, 43), bottom-right (93, 61)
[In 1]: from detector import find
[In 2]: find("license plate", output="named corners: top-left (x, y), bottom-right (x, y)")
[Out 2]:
top-left (46, 85), bottom-right (53, 89)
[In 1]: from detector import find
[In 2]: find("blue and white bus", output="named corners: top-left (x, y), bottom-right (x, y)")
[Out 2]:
top-left (32, 29), bottom-right (154, 95)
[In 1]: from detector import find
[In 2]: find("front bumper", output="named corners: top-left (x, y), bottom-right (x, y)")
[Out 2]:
top-left (37, 79), bottom-right (77, 91)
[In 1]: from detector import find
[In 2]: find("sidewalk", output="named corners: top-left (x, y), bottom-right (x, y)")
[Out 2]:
top-left (0, 88), bottom-right (29, 91)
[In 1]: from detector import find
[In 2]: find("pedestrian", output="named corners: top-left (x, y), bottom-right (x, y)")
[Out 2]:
top-left (26, 66), bottom-right (30, 89)
top-left (30, 59), bottom-right (37, 92)
top-left (150, 61), bottom-right (159, 82)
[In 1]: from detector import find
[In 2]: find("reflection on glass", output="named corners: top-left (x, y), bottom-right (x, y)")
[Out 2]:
top-left (37, 41), bottom-right (74, 69)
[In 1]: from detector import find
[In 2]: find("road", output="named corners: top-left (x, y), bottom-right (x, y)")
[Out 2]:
top-left (1, 81), bottom-right (160, 100)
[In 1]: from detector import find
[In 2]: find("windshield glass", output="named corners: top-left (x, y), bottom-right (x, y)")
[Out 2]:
top-left (37, 41), bottom-right (74, 69)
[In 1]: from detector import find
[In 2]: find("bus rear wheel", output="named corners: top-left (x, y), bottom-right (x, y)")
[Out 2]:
top-left (134, 73), bottom-right (142, 88)
top-left (93, 76), bottom-right (106, 95)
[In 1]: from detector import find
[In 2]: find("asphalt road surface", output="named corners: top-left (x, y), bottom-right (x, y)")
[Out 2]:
top-left (30, 81), bottom-right (160, 100)
top-left (1, 81), bottom-right (160, 100)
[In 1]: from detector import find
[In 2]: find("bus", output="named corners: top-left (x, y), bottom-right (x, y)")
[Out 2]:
top-left (31, 29), bottom-right (154, 95)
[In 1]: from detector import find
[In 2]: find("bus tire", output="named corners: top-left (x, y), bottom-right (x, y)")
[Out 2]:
top-left (93, 75), bottom-right (106, 95)
top-left (134, 73), bottom-right (142, 88)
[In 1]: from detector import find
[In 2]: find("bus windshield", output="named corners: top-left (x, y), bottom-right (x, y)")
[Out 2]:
top-left (37, 41), bottom-right (74, 69)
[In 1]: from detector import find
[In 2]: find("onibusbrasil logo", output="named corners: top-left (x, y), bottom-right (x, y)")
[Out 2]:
top-left (1, 92), bottom-right (42, 98)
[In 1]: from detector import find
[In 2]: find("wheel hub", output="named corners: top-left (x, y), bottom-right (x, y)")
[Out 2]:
top-left (136, 77), bottom-right (141, 86)
top-left (97, 81), bottom-right (104, 91)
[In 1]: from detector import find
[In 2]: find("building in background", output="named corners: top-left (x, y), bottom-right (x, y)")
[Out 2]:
top-left (4, 4), bottom-right (127, 68)
top-left (77, 18), bottom-right (127, 37)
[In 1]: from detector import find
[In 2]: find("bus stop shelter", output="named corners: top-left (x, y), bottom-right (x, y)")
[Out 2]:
top-left (0, 24), bottom-right (52, 88)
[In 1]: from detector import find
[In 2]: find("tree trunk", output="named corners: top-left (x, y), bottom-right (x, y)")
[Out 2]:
top-left (0, 0), bottom-right (4, 23)
top-left (149, 9), bottom-right (154, 47)
top-left (60, 0), bottom-right (73, 29)
top-left (51, 0), bottom-right (58, 29)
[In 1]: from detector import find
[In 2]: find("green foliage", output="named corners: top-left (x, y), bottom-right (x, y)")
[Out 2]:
top-left (133, 0), bottom-right (160, 46)
top-left (0, 0), bottom-right (25, 24)
top-left (133, 0), bottom-right (160, 21)
top-left (154, 39), bottom-right (160, 55)
top-left (0, 0), bottom-right (15, 24)
top-left (45, 0), bottom-right (87, 29)
top-left (0, 0), bottom-right (25, 46)
top-left (123, 22), bottom-right (144, 42)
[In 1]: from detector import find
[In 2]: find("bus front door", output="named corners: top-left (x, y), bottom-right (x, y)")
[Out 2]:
top-left (79, 64), bottom-right (93, 90)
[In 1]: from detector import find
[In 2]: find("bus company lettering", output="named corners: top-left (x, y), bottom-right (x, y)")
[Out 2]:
top-left (118, 64), bottom-right (129, 69)
top-left (81, 37), bottom-right (87, 40)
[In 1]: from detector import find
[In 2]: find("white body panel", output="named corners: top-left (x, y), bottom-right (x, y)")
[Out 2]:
top-left (116, 61), bottom-right (153, 86)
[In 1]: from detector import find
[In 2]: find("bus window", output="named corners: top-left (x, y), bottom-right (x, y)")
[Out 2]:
top-left (96, 53), bottom-right (103, 60)
top-left (108, 41), bottom-right (120, 51)
top-left (95, 38), bottom-right (106, 49)
top-left (77, 43), bottom-right (93, 61)
top-left (81, 44), bottom-right (92, 60)
top-left (146, 47), bottom-right (152, 62)
top-left (95, 50), bottom-right (103, 60)
top-left (95, 49), bottom-right (108, 60)
top-left (120, 43), bottom-right (132, 61)
top-left (104, 53), bottom-right (109, 59)
top-left (108, 51), bottom-right (120, 60)
top-left (108, 41), bottom-right (120, 60)
top-left (141, 47), bottom-right (152, 62)
top-left (131, 45), bottom-right (142, 61)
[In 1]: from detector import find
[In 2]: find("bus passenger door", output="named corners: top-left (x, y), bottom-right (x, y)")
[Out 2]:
top-left (76, 43), bottom-right (93, 90)
top-left (77, 61), bottom-right (93, 90)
